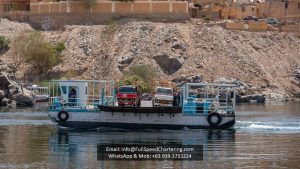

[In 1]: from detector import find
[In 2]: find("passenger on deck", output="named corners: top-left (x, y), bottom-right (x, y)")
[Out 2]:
top-left (213, 94), bottom-right (220, 111)
top-left (69, 88), bottom-right (77, 105)
top-left (173, 91), bottom-right (177, 106)
top-left (176, 91), bottom-right (180, 106)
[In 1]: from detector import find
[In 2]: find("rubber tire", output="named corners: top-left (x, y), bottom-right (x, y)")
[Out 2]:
top-left (207, 112), bottom-right (222, 128)
top-left (58, 111), bottom-right (69, 122)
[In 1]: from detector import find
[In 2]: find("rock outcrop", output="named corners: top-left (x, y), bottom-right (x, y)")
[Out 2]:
top-left (295, 65), bottom-right (300, 82)
top-left (154, 54), bottom-right (183, 75)
top-left (0, 72), bottom-right (34, 106)
top-left (172, 75), bottom-right (203, 86)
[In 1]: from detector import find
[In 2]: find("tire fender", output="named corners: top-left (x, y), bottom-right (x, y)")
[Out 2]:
top-left (207, 112), bottom-right (222, 127)
top-left (58, 111), bottom-right (69, 122)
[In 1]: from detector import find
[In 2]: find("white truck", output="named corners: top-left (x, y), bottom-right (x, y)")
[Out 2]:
top-left (152, 86), bottom-right (174, 107)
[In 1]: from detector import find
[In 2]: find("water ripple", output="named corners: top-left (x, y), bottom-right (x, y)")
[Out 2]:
top-left (236, 120), bottom-right (300, 133)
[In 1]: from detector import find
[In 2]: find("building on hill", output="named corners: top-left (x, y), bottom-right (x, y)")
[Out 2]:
top-left (0, 0), bottom-right (30, 12)
top-left (0, 0), bottom-right (299, 23)
top-left (257, 0), bottom-right (300, 21)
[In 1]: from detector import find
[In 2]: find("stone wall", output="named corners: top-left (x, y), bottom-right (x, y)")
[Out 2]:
top-left (0, 1), bottom-right (3, 13)
top-left (0, 1), bottom-right (189, 30)
top-left (0, 0), bottom-right (30, 12)
top-left (28, 12), bottom-right (189, 30)
top-left (224, 21), bottom-right (268, 31)
top-left (286, 0), bottom-right (300, 20)
top-left (30, 1), bottom-right (188, 15)
top-left (236, 5), bottom-right (258, 19)
top-left (224, 22), bottom-right (244, 30)
top-left (247, 21), bottom-right (268, 31)
top-left (257, 1), bottom-right (300, 21)
top-left (0, 11), bottom-right (29, 22)
top-left (220, 6), bottom-right (237, 19)
top-left (281, 24), bottom-right (300, 37)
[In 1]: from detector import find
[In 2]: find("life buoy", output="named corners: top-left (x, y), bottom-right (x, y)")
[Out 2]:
top-left (207, 112), bottom-right (222, 127)
top-left (58, 111), bottom-right (69, 122)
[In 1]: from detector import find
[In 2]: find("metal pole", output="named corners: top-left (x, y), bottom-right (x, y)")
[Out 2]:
top-left (93, 82), bottom-right (94, 106)
top-left (112, 81), bottom-right (115, 106)
top-left (233, 88), bottom-right (236, 110)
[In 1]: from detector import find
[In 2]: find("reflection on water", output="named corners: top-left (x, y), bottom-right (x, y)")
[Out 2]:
top-left (0, 102), bottom-right (299, 168)
top-left (48, 129), bottom-right (236, 169)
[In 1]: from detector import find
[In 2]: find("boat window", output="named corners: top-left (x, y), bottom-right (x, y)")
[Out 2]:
top-left (156, 88), bottom-right (173, 95)
top-left (61, 86), bottom-right (67, 94)
top-left (119, 86), bottom-right (136, 93)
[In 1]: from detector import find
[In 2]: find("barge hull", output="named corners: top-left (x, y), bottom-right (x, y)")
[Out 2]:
top-left (55, 120), bottom-right (235, 130)
top-left (49, 109), bottom-right (235, 130)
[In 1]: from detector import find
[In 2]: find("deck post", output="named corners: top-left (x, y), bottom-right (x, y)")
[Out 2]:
top-left (112, 81), bottom-right (115, 106)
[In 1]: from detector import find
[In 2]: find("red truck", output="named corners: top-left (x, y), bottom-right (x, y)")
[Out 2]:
top-left (117, 85), bottom-right (141, 107)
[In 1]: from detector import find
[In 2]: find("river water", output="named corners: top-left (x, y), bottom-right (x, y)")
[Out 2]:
top-left (0, 102), bottom-right (299, 169)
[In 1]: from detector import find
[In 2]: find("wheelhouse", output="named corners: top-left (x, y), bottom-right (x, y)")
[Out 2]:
top-left (48, 80), bottom-right (115, 110)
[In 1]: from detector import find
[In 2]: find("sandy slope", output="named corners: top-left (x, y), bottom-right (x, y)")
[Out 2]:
top-left (0, 19), bottom-right (299, 100)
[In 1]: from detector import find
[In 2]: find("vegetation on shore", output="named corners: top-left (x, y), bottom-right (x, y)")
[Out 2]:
top-left (13, 31), bottom-right (65, 75)
top-left (0, 36), bottom-right (10, 53)
top-left (119, 64), bottom-right (157, 93)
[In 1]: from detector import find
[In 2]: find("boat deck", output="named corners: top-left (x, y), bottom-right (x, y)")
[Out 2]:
top-left (98, 105), bottom-right (182, 114)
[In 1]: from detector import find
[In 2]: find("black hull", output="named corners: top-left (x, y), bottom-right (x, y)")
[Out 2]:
top-left (56, 119), bottom-right (235, 130)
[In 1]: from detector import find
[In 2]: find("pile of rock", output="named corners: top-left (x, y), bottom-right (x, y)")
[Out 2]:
top-left (78, 32), bottom-right (93, 56)
top-left (0, 59), bottom-right (10, 73)
top-left (295, 65), bottom-right (300, 83)
top-left (172, 76), bottom-right (268, 103)
top-left (0, 72), bottom-right (34, 107)
top-left (213, 77), bottom-right (267, 103)
top-left (172, 75), bottom-right (203, 86)
top-left (236, 94), bottom-right (266, 103)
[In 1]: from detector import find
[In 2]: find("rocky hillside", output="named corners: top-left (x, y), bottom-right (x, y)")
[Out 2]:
top-left (0, 19), bottom-right (299, 101)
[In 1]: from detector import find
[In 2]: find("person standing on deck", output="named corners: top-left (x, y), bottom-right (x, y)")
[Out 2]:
top-left (176, 91), bottom-right (180, 106)
top-left (69, 88), bottom-right (77, 105)
top-left (173, 90), bottom-right (177, 106)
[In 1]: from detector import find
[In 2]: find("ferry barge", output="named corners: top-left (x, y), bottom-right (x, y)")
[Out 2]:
top-left (48, 80), bottom-right (236, 129)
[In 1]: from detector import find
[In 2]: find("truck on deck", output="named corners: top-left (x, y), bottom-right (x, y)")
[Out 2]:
top-left (117, 85), bottom-right (141, 107)
top-left (152, 81), bottom-right (175, 107)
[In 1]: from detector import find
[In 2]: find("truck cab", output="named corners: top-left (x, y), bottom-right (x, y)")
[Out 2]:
top-left (117, 85), bottom-right (141, 107)
top-left (152, 86), bottom-right (174, 107)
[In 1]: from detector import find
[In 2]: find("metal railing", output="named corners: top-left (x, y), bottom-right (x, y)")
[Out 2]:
top-left (181, 83), bottom-right (237, 115)
top-left (48, 80), bottom-right (116, 110)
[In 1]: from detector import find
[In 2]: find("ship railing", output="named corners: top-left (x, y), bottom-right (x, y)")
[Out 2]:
top-left (182, 97), bottom-right (234, 115)
top-left (27, 86), bottom-right (49, 98)
top-left (181, 83), bottom-right (237, 115)
top-left (49, 96), bottom-right (115, 110)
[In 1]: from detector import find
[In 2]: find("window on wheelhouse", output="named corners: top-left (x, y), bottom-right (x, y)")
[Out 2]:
top-left (118, 86), bottom-right (136, 93)
top-left (156, 88), bottom-right (173, 95)
top-left (61, 86), bottom-right (67, 94)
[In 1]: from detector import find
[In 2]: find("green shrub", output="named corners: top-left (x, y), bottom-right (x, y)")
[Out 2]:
top-left (54, 42), bottom-right (66, 53)
top-left (127, 64), bottom-right (157, 84)
top-left (203, 16), bottom-right (211, 22)
top-left (14, 31), bottom-right (63, 74)
top-left (0, 36), bottom-right (10, 53)
top-left (120, 75), bottom-right (152, 93)
top-left (103, 20), bottom-right (118, 36)
top-left (40, 80), bottom-right (61, 97)
top-left (120, 64), bottom-right (157, 93)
